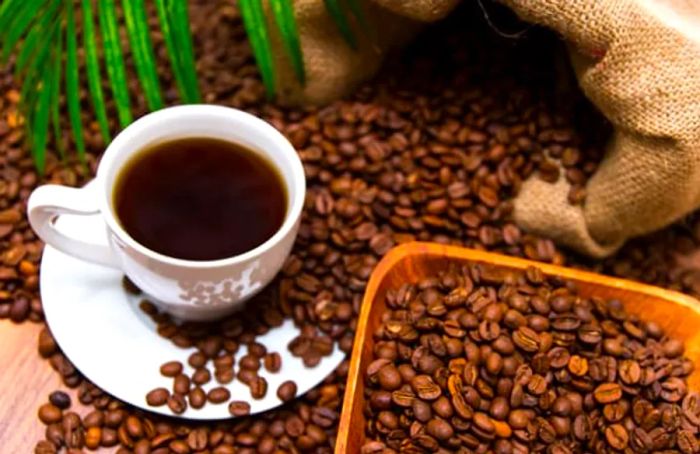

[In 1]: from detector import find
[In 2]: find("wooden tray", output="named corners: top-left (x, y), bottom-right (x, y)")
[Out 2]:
top-left (336, 242), bottom-right (700, 453)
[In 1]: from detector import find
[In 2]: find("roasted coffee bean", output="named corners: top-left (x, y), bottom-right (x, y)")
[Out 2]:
top-left (228, 401), bottom-right (251, 417)
top-left (167, 394), bottom-right (187, 414)
top-left (83, 410), bottom-right (104, 428)
top-left (250, 376), bottom-right (268, 399)
top-left (38, 403), bottom-right (62, 424)
top-left (377, 365), bottom-right (402, 391)
top-left (605, 424), bottom-right (629, 450)
top-left (207, 387), bottom-right (231, 404)
top-left (146, 388), bottom-right (169, 406)
top-left (594, 383), bottom-right (622, 404)
top-left (277, 380), bottom-right (297, 402)
top-left (159, 361), bottom-right (183, 377)
top-left (48, 391), bottom-right (71, 410)
top-left (263, 352), bottom-right (282, 373)
top-left (173, 374), bottom-right (191, 395)
top-left (215, 367), bottom-right (234, 384)
top-left (191, 368), bottom-right (211, 385)
top-left (187, 387), bottom-right (206, 409)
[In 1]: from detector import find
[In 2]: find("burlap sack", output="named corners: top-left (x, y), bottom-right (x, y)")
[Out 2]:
top-left (269, 0), bottom-right (458, 105)
top-left (504, 0), bottom-right (700, 257)
top-left (272, 0), bottom-right (700, 257)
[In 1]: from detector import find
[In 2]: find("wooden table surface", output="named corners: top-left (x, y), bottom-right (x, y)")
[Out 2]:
top-left (0, 321), bottom-right (58, 451)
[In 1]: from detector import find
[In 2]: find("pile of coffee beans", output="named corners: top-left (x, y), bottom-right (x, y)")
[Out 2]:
top-left (362, 263), bottom-right (700, 453)
top-left (0, 1), bottom-right (693, 453)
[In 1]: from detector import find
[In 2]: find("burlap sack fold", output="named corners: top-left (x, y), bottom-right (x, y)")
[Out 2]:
top-left (504, 0), bottom-right (700, 257)
top-left (270, 0), bottom-right (700, 257)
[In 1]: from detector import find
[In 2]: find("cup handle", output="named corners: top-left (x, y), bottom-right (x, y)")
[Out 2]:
top-left (28, 184), bottom-right (121, 269)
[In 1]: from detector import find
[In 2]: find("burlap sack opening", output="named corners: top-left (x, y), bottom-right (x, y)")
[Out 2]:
top-left (270, 0), bottom-right (700, 257)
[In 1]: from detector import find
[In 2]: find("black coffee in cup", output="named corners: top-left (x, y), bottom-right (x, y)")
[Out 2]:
top-left (114, 137), bottom-right (286, 261)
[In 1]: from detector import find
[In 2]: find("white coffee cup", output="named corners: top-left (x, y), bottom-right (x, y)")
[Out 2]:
top-left (28, 105), bottom-right (305, 321)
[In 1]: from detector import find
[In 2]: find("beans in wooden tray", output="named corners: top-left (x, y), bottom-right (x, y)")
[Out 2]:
top-left (361, 263), bottom-right (700, 452)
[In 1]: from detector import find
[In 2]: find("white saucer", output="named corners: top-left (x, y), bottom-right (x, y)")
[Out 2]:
top-left (40, 188), bottom-right (344, 420)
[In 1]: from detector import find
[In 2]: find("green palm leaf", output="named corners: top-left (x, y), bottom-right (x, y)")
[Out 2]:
top-left (1, 0), bottom-right (41, 63)
top-left (97, 0), bottom-right (133, 128)
top-left (239, 0), bottom-right (276, 96)
top-left (82, 0), bottom-right (112, 143)
top-left (154, 0), bottom-right (200, 103)
top-left (168, 0), bottom-right (200, 102)
top-left (15, 0), bottom-right (61, 74)
top-left (323, 0), bottom-right (357, 49)
top-left (270, 0), bottom-right (305, 85)
top-left (122, 0), bottom-right (163, 110)
top-left (65, 0), bottom-right (86, 160)
top-left (50, 21), bottom-right (65, 158)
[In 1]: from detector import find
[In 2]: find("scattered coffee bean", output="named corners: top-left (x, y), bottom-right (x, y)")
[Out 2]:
top-left (48, 391), bottom-right (71, 410)
top-left (37, 403), bottom-right (62, 424)
top-left (277, 380), bottom-right (297, 402)
top-left (207, 386), bottom-right (231, 404)
top-left (188, 387), bottom-right (206, 409)
top-left (159, 361), bottom-right (183, 377)
top-left (167, 394), bottom-right (187, 414)
top-left (228, 401), bottom-right (251, 417)
top-left (263, 352), bottom-right (281, 373)
top-left (146, 388), bottom-right (169, 406)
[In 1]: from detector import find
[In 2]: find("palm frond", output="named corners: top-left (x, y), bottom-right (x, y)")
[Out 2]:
top-left (3, 0), bottom-right (363, 171)
top-left (270, 0), bottom-right (305, 85)
top-left (239, 0), bottom-right (276, 96)
top-left (98, 0), bottom-right (133, 128)
top-left (323, 0), bottom-right (357, 49)
top-left (82, 0), bottom-right (112, 143)
top-left (154, 0), bottom-right (200, 103)
top-left (168, 0), bottom-right (200, 102)
top-left (50, 20), bottom-right (66, 158)
top-left (122, 0), bottom-right (163, 110)
top-left (65, 0), bottom-right (86, 161)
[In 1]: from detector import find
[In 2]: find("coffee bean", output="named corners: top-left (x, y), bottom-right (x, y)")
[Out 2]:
top-left (167, 394), bottom-right (187, 414)
top-left (619, 359), bottom-right (641, 384)
top-left (605, 424), bottom-right (629, 450)
top-left (83, 410), bottom-right (104, 428)
top-left (239, 354), bottom-right (261, 371)
top-left (594, 383), bottom-right (622, 404)
top-left (38, 403), bottom-right (62, 425)
top-left (187, 352), bottom-right (207, 368)
top-left (146, 388), bottom-right (169, 406)
top-left (38, 327), bottom-right (58, 358)
top-left (426, 418), bottom-right (453, 441)
top-left (215, 367), bottom-right (234, 384)
top-left (182, 387), bottom-right (205, 410)
top-left (277, 380), bottom-right (297, 402)
top-left (250, 376), bottom-right (268, 399)
top-left (34, 441), bottom-right (57, 454)
top-left (410, 375), bottom-right (441, 400)
top-left (173, 374), bottom-right (190, 395)
top-left (263, 352), bottom-right (281, 372)
top-left (160, 361), bottom-right (183, 377)
top-left (228, 401), bottom-right (251, 417)
top-left (191, 368), bottom-right (211, 385)
top-left (207, 386), bottom-right (231, 404)
top-left (48, 391), bottom-right (71, 410)
top-left (377, 365), bottom-right (402, 391)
